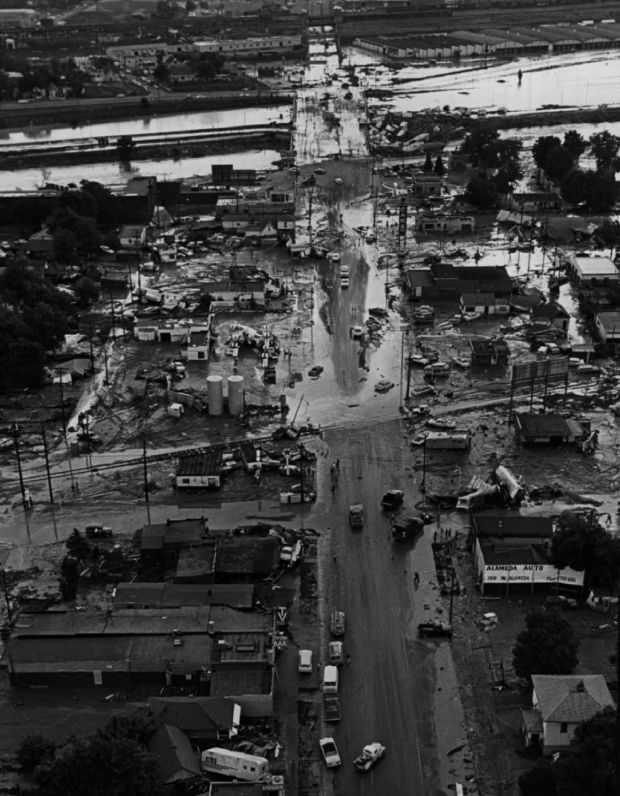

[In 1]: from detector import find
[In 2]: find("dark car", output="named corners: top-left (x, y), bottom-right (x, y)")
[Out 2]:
top-left (324, 695), bottom-right (341, 722)
top-left (392, 516), bottom-right (424, 541)
top-left (381, 490), bottom-right (404, 510)
top-left (418, 620), bottom-right (453, 638)
top-left (85, 524), bottom-right (113, 539)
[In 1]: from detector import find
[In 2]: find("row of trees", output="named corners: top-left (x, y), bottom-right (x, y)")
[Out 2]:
top-left (534, 130), bottom-right (620, 211)
top-left (462, 122), bottom-right (620, 211)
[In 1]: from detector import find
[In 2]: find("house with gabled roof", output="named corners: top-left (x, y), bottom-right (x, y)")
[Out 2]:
top-left (522, 675), bottom-right (615, 754)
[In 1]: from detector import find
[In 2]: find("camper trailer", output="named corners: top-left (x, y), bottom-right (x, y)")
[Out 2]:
top-left (201, 748), bottom-right (269, 782)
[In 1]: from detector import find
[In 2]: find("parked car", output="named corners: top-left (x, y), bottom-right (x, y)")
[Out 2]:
top-left (298, 649), bottom-right (313, 673)
top-left (319, 737), bottom-right (341, 768)
top-left (417, 620), bottom-right (453, 638)
top-left (85, 525), bottom-right (113, 539)
top-left (353, 742), bottom-right (386, 772)
top-left (330, 609), bottom-right (346, 637)
top-left (308, 365), bottom-right (324, 378)
top-left (381, 490), bottom-right (404, 510)
top-left (328, 640), bottom-right (344, 665)
top-left (324, 695), bottom-right (341, 722)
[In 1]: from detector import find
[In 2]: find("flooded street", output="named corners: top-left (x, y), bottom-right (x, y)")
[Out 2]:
top-left (1, 24), bottom-right (620, 796)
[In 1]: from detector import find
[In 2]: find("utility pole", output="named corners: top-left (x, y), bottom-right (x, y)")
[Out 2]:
top-left (57, 369), bottom-right (67, 436)
top-left (1, 569), bottom-right (12, 626)
top-left (449, 568), bottom-right (456, 624)
top-left (142, 436), bottom-right (151, 524)
top-left (40, 424), bottom-right (54, 504)
top-left (11, 424), bottom-right (27, 509)
top-left (420, 437), bottom-right (427, 493)
top-left (399, 330), bottom-right (405, 406)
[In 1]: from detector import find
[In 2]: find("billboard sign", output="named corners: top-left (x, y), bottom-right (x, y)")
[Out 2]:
top-left (511, 357), bottom-right (569, 387)
top-left (483, 563), bottom-right (584, 587)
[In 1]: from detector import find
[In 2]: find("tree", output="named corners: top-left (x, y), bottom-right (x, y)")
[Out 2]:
top-left (553, 707), bottom-right (616, 796)
top-left (102, 711), bottom-right (155, 745)
top-left (53, 227), bottom-right (78, 263)
top-left (596, 219), bottom-right (620, 254)
top-left (73, 277), bottom-right (100, 306)
top-left (433, 156), bottom-right (446, 176)
top-left (16, 734), bottom-right (56, 775)
top-left (423, 152), bottom-right (433, 172)
top-left (464, 175), bottom-right (497, 209)
top-left (59, 556), bottom-right (80, 601)
top-left (32, 733), bottom-right (162, 796)
top-left (551, 510), bottom-right (620, 589)
top-left (563, 129), bottom-right (587, 161)
top-left (518, 767), bottom-right (558, 796)
top-left (589, 130), bottom-right (620, 173)
top-left (544, 145), bottom-right (575, 182)
top-left (533, 135), bottom-right (562, 170)
top-left (153, 61), bottom-right (168, 83)
top-left (560, 169), bottom-right (617, 212)
top-left (194, 53), bottom-right (223, 80)
top-left (461, 121), bottom-right (501, 174)
top-left (512, 608), bottom-right (578, 680)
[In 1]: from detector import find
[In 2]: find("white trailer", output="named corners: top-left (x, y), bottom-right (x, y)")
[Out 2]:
top-left (201, 748), bottom-right (269, 782)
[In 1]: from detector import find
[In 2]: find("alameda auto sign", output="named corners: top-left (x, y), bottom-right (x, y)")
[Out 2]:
top-left (484, 563), bottom-right (584, 587)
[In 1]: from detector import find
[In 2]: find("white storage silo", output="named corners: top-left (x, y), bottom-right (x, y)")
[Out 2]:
top-left (206, 375), bottom-right (224, 416)
top-left (227, 374), bottom-right (245, 416)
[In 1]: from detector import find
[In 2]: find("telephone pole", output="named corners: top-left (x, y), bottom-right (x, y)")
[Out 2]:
top-left (11, 424), bottom-right (27, 509)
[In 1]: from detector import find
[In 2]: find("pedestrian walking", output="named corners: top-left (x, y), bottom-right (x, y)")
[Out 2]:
top-left (346, 654), bottom-right (351, 666)
top-left (336, 459), bottom-right (340, 470)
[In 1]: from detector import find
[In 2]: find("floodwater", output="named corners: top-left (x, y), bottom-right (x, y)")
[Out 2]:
top-left (0, 105), bottom-right (291, 144)
top-left (352, 47), bottom-right (620, 114)
top-left (0, 148), bottom-right (282, 191)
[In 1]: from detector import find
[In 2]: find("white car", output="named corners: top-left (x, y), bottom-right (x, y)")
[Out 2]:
top-left (353, 742), bottom-right (386, 772)
top-left (298, 649), bottom-right (313, 673)
top-left (319, 737), bottom-right (342, 768)
top-left (351, 325), bottom-right (364, 339)
top-left (334, 176), bottom-right (343, 185)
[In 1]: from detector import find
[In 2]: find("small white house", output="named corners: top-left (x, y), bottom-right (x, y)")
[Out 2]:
top-left (119, 224), bottom-right (147, 249)
top-left (522, 675), bottom-right (615, 754)
top-left (176, 450), bottom-right (223, 489)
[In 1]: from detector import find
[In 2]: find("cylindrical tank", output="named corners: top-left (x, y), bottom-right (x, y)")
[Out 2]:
top-left (227, 374), bottom-right (244, 416)
top-left (206, 375), bottom-right (224, 416)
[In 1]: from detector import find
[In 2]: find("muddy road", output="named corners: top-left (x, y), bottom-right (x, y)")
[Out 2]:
top-left (308, 419), bottom-right (469, 796)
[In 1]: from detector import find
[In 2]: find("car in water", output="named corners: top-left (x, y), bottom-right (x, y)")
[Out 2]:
top-left (319, 737), bottom-right (341, 768)
top-left (353, 742), bottom-right (386, 772)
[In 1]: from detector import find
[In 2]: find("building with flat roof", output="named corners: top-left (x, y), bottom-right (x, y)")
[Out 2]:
top-left (566, 254), bottom-right (619, 285)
